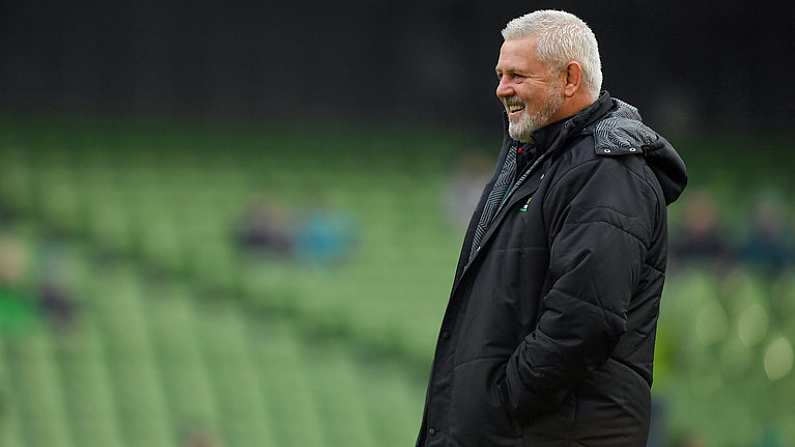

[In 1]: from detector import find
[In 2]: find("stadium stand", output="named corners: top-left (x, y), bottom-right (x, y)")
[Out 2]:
top-left (0, 121), bottom-right (793, 445)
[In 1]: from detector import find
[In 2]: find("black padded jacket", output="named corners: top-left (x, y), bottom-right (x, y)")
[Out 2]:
top-left (416, 92), bottom-right (688, 447)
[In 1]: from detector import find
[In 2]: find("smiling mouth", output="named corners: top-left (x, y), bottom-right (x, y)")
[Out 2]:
top-left (506, 103), bottom-right (526, 114)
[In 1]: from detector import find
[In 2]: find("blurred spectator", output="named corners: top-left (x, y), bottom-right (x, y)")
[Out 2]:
top-left (234, 194), bottom-right (358, 265)
top-left (0, 233), bottom-right (27, 284)
top-left (38, 281), bottom-right (76, 331)
top-left (755, 427), bottom-right (785, 447)
top-left (36, 240), bottom-right (79, 332)
top-left (182, 429), bottom-right (221, 447)
top-left (645, 398), bottom-right (668, 447)
top-left (0, 232), bottom-right (79, 333)
top-left (0, 233), bottom-right (38, 334)
top-left (234, 196), bottom-right (294, 257)
top-left (443, 151), bottom-right (493, 228)
top-left (670, 190), bottom-right (733, 268)
top-left (738, 194), bottom-right (794, 275)
top-left (293, 207), bottom-right (358, 265)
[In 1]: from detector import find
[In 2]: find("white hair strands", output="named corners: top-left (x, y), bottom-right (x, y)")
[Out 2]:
top-left (501, 10), bottom-right (603, 100)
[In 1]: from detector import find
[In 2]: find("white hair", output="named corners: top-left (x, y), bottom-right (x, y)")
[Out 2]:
top-left (501, 10), bottom-right (602, 100)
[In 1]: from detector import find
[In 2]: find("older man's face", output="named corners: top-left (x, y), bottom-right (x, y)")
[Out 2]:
top-left (495, 37), bottom-right (564, 142)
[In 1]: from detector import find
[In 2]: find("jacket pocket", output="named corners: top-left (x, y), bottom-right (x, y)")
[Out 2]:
top-left (449, 358), bottom-right (523, 445)
top-left (497, 373), bottom-right (522, 434)
top-left (522, 389), bottom-right (576, 443)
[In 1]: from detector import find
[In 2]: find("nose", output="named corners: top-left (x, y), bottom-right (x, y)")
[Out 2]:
top-left (495, 76), bottom-right (513, 99)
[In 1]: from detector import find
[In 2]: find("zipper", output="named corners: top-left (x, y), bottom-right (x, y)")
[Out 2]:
top-left (419, 122), bottom-right (575, 441)
top-left (452, 120), bottom-right (575, 289)
top-left (450, 148), bottom-right (552, 294)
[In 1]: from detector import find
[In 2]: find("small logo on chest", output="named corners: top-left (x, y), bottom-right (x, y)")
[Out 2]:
top-left (519, 196), bottom-right (533, 212)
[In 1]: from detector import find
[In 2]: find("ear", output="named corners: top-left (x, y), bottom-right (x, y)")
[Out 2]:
top-left (562, 61), bottom-right (583, 97)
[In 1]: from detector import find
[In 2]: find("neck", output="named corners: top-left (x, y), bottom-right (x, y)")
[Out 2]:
top-left (549, 93), bottom-right (596, 124)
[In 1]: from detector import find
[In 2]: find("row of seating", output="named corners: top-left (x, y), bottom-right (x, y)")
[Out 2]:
top-left (0, 223), bottom-right (425, 447)
top-left (1, 124), bottom-right (794, 445)
top-left (0, 142), bottom-right (457, 367)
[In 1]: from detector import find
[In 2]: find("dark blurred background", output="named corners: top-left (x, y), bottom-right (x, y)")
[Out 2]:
top-left (0, 1), bottom-right (793, 447)
top-left (2, 1), bottom-right (793, 133)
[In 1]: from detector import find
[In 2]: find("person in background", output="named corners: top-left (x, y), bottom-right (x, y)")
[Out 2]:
top-left (182, 429), bottom-right (221, 447)
top-left (670, 189), bottom-right (732, 269)
top-left (234, 195), bottom-right (294, 258)
top-left (738, 194), bottom-right (793, 275)
top-left (443, 151), bottom-right (494, 229)
top-left (293, 206), bottom-right (358, 265)
top-left (38, 280), bottom-right (76, 331)
top-left (234, 194), bottom-right (358, 266)
top-left (0, 233), bottom-right (38, 334)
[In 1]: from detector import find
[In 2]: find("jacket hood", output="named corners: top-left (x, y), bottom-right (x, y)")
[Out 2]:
top-left (592, 97), bottom-right (688, 205)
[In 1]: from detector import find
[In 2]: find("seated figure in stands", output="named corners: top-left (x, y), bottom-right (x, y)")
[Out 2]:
top-left (738, 194), bottom-right (794, 275)
top-left (670, 189), bottom-right (733, 269)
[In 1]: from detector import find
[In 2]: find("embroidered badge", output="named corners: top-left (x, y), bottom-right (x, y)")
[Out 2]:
top-left (519, 196), bottom-right (533, 212)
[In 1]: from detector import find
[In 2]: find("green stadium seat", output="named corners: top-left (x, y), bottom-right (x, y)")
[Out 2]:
top-left (4, 331), bottom-right (75, 447)
top-left (0, 339), bottom-right (28, 447)
top-left (146, 284), bottom-right (224, 443)
top-left (54, 318), bottom-right (125, 447)
top-left (248, 321), bottom-right (325, 447)
top-left (2, 127), bottom-right (793, 446)
top-left (194, 300), bottom-right (277, 446)
top-left (303, 343), bottom-right (378, 447)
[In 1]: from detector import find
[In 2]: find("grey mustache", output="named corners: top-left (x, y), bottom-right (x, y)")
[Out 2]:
top-left (504, 97), bottom-right (524, 107)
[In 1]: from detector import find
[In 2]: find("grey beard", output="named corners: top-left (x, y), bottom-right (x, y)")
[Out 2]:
top-left (508, 114), bottom-right (541, 143)
top-left (508, 92), bottom-right (564, 143)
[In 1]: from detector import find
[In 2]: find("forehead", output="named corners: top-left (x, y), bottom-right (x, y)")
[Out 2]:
top-left (496, 37), bottom-right (542, 72)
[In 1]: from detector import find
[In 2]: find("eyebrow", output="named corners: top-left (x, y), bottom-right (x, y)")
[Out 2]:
top-left (495, 67), bottom-right (528, 76)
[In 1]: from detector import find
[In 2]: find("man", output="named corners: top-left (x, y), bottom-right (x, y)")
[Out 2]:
top-left (416, 10), bottom-right (687, 447)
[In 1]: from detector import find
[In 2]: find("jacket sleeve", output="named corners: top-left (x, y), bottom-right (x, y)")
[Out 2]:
top-left (502, 156), bottom-right (658, 421)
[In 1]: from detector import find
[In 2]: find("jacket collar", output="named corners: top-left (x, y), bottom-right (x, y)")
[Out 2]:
top-left (501, 91), bottom-right (614, 154)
